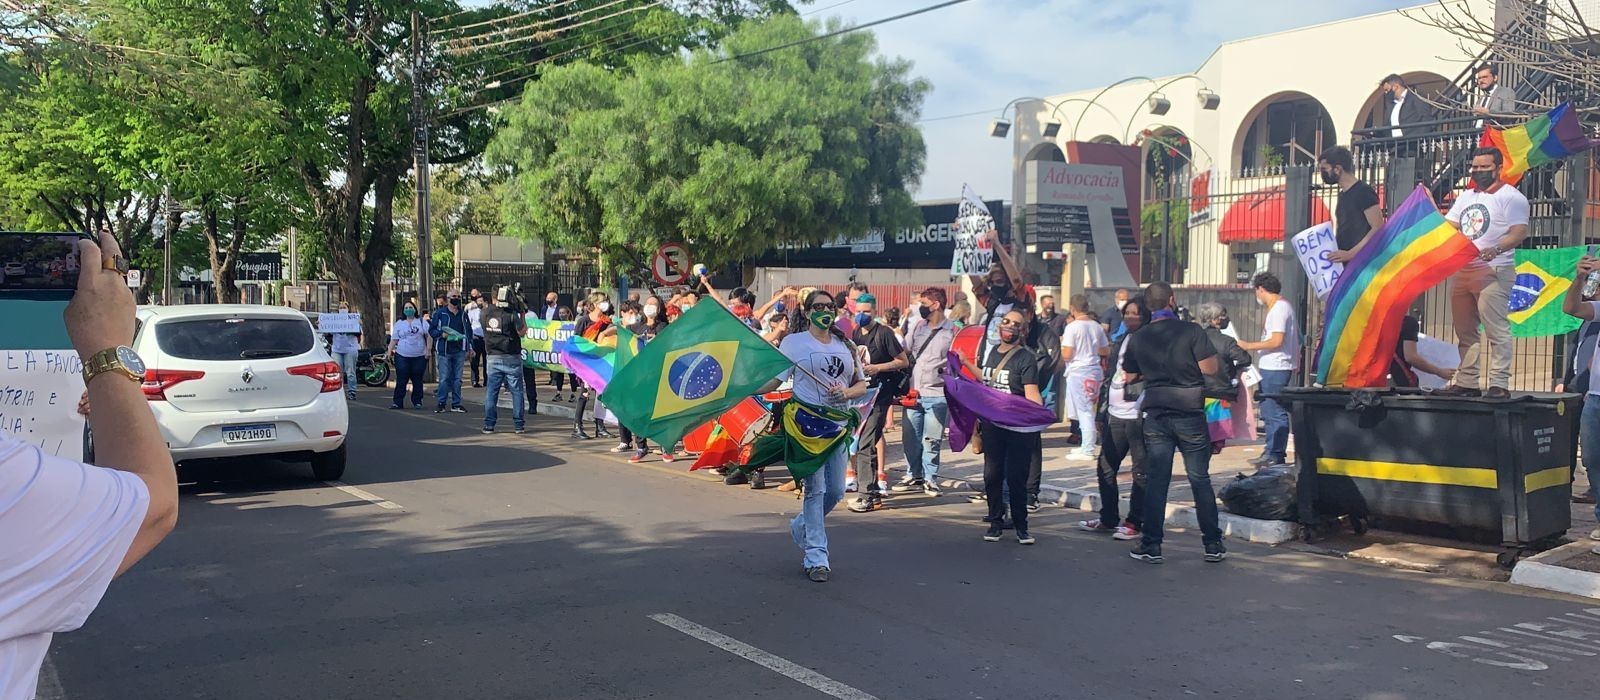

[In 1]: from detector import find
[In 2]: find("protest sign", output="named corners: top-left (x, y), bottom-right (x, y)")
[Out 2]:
top-left (521, 319), bottom-right (575, 371)
top-left (951, 184), bottom-right (996, 276)
top-left (1291, 222), bottom-right (1344, 300)
top-left (317, 312), bottom-right (362, 334)
top-left (0, 349), bottom-right (87, 460)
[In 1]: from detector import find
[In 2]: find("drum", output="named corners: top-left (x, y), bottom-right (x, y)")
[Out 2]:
top-left (760, 389), bottom-right (793, 404)
top-left (717, 397), bottom-right (773, 445)
top-left (950, 325), bottom-right (985, 379)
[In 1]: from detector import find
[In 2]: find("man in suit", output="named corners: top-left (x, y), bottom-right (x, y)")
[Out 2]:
top-left (1472, 64), bottom-right (1516, 121)
top-left (540, 291), bottom-right (560, 321)
top-left (1381, 74), bottom-right (1435, 158)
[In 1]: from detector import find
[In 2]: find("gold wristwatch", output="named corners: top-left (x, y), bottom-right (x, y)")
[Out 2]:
top-left (83, 346), bottom-right (147, 385)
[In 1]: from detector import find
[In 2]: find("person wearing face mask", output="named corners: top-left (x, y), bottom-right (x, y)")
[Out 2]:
top-left (754, 290), bottom-right (869, 582)
top-left (1379, 73), bottom-right (1435, 148)
top-left (890, 287), bottom-right (956, 496)
top-left (479, 287), bottom-right (527, 434)
top-left (1237, 273), bottom-right (1298, 467)
top-left (843, 293), bottom-right (907, 512)
top-left (329, 302), bottom-right (361, 400)
top-left (386, 299), bottom-right (432, 410)
top-left (467, 289), bottom-right (487, 388)
top-left (608, 301), bottom-right (656, 460)
top-left (968, 230), bottom-right (1024, 349)
top-left (549, 306), bottom-right (576, 401)
top-left (1078, 297), bottom-right (1152, 541)
top-left (639, 295), bottom-right (669, 339)
top-left (1436, 147), bottom-right (1529, 400)
top-left (1320, 146), bottom-right (1384, 265)
top-left (1060, 294), bottom-right (1110, 462)
top-left (1037, 295), bottom-right (1066, 337)
top-left (429, 292), bottom-right (473, 414)
top-left (1098, 289), bottom-right (1131, 338)
top-left (571, 292), bottom-right (618, 443)
top-left (961, 309), bottom-right (1044, 545)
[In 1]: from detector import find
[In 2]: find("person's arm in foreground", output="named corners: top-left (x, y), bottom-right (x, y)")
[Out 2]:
top-left (67, 234), bottom-right (178, 575)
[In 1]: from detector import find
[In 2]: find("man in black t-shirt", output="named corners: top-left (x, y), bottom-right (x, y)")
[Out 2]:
top-left (1121, 281), bottom-right (1223, 564)
top-left (1320, 146), bottom-right (1384, 264)
top-left (846, 294), bottom-right (908, 512)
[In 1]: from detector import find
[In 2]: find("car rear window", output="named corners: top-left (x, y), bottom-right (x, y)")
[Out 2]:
top-left (155, 317), bottom-right (315, 361)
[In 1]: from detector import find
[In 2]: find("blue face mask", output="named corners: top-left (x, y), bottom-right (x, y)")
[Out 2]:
top-left (855, 312), bottom-right (873, 328)
top-left (403, 307), bottom-right (417, 318)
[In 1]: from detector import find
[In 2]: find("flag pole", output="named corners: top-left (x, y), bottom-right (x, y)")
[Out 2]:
top-left (702, 295), bottom-right (833, 388)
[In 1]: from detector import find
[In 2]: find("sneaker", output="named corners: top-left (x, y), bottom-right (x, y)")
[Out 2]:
top-left (1016, 528), bottom-right (1036, 545)
top-left (1129, 542), bottom-right (1163, 563)
top-left (1247, 453), bottom-right (1274, 467)
top-left (1063, 449), bottom-right (1096, 462)
top-left (481, 427), bottom-right (494, 434)
top-left (1026, 498), bottom-right (1041, 513)
top-left (571, 428), bottom-right (592, 440)
top-left (968, 492), bottom-right (987, 504)
top-left (1112, 522), bottom-right (1141, 541)
top-left (550, 392), bottom-right (562, 402)
top-left (347, 393), bottom-right (357, 400)
top-left (1485, 386), bottom-right (1511, 400)
top-left (983, 522), bottom-right (1004, 542)
top-left (435, 405), bottom-right (446, 413)
top-left (514, 427), bottom-right (525, 435)
top-left (595, 426), bottom-right (616, 439)
top-left (629, 449), bottom-right (648, 463)
top-left (1589, 528), bottom-right (1600, 541)
top-left (750, 470), bottom-right (766, 490)
top-left (844, 477), bottom-right (859, 493)
top-left (806, 566), bottom-right (830, 583)
top-left (724, 470), bottom-right (750, 486)
top-left (1204, 541), bottom-right (1228, 562)
top-left (923, 482), bottom-right (944, 497)
top-left (389, 403), bottom-right (402, 410)
top-left (450, 406), bottom-right (466, 414)
top-left (660, 452), bottom-right (676, 463)
top-left (610, 442), bottom-right (630, 453)
top-left (890, 476), bottom-right (924, 493)
top-left (412, 403), bottom-right (423, 410)
top-left (847, 494), bottom-right (884, 513)
top-left (567, 394), bottom-right (576, 402)
top-left (875, 479), bottom-right (890, 494)
top-left (1077, 518), bottom-right (1115, 533)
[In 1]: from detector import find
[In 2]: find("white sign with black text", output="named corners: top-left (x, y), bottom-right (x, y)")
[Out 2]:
top-left (0, 350), bottom-right (87, 461)
top-left (951, 184), bottom-right (996, 276)
top-left (1291, 222), bottom-right (1344, 300)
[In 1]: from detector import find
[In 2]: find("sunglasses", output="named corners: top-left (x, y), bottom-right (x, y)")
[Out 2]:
top-left (999, 318), bottom-right (1024, 328)
top-left (470, 295), bottom-right (482, 301)
top-left (809, 303), bottom-right (837, 312)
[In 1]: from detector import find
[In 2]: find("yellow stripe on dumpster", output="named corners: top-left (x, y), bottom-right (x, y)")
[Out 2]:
top-left (1316, 458), bottom-right (1497, 489)
top-left (1523, 467), bottom-right (1571, 493)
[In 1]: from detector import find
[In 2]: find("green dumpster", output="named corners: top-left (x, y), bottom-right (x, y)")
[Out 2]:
top-left (1279, 388), bottom-right (1578, 567)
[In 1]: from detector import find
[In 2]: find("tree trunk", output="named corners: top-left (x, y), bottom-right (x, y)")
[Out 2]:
top-left (204, 200), bottom-right (248, 304)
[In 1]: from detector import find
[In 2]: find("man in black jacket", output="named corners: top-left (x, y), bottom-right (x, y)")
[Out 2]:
top-left (480, 286), bottom-right (527, 435)
top-left (1381, 74), bottom-right (1435, 156)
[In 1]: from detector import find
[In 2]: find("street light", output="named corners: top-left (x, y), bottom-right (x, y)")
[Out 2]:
top-left (1042, 98), bottom-right (1119, 141)
top-left (1120, 75), bottom-right (1220, 150)
top-left (985, 96), bottom-right (1051, 139)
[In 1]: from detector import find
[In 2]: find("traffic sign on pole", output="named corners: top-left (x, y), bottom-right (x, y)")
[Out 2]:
top-left (652, 243), bottom-right (692, 286)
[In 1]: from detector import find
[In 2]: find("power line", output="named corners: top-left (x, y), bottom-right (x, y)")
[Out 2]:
top-left (440, 0), bottom-right (638, 48)
top-left (443, 1), bottom-right (663, 55)
top-left (801, 0), bottom-right (861, 16)
top-left (710, 0), bottom-right (973, 64)
top-left (432, 0), bottom-right (592, 37)
top-left (917, 107), bottom-right (999, 123)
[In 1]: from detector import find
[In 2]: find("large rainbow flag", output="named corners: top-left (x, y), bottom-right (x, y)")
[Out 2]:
top-left (1314, 185), bottom-right (1478, 388)
top-left (1479, 102), bottom-right (1600, 185)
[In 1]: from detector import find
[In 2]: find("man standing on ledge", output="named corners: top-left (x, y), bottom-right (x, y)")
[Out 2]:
top-left (1121, 281), bottom-right (1224, 564)
top-left (1437, 147), bottom-right (1529, 399)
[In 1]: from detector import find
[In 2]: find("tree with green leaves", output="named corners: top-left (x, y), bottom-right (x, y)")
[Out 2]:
top-left (486, 15), bottom-right (929, 274)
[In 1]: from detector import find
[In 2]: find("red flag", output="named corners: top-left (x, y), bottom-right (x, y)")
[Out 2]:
top-left (690, 425), bottom-right (740, 471)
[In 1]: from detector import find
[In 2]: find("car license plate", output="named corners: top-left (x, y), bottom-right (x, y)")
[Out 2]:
top-left (222, 424), bottom-right (277, 443)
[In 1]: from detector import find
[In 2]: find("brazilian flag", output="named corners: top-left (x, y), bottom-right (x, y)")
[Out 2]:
top-left (600, 303), bottom-right (793, 449)
top-left (1510, 247), bottom-right (1583, 338)
top-left (738, 400), bottom-right (859, 482)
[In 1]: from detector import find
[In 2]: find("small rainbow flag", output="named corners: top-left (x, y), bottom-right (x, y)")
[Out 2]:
top-left (560, 327), bottom-right (641, 394)
top-left (1479, 102), bottom-right (1600, 185)
top-left (1315, 185), bottom-right (1478, 388)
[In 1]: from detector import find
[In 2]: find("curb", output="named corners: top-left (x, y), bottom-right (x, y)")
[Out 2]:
top-left (1510, 540), bottom-right (1600, 599)
top-left (928, 475), bottom-right (1298, 545)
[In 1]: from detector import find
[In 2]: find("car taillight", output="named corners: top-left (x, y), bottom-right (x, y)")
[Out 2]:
top-left (142, 369), bottom-right (206, 401)
top-left (288, 361), bottom-right (343, 393)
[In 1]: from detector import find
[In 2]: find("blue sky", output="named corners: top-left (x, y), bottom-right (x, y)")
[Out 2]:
top-left (818, 0), bottom-right (1427, 201)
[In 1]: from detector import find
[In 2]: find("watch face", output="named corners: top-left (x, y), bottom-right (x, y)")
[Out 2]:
top-left (116, 346), bottom-right (147, 377)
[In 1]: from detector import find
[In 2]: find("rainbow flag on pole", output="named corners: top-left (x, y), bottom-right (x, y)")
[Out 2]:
top-left (1479, 102), bottom-right (1600, 185)
top-left (1314, 185), bottom-right (1478, 388)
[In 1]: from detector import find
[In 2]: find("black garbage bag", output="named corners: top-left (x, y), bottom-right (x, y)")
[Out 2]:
top-left (1218, 464), bottom-right (1298, 521)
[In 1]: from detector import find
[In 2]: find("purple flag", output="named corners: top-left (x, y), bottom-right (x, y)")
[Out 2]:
top-left (942, 351), bottom-right (1058, 452)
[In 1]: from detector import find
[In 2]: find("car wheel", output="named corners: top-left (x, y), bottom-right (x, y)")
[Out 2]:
top-left (311, 444), bottom-right (347, 481)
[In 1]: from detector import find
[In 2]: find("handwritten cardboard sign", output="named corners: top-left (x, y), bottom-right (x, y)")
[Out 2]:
top-left (951, 184), bottom-right (996, 276)
top-left (1291, 222), bottom-right (1344, 300)
top-left (0, 350), bottom-right (87, 460)
top-left (317, 312), bottom-right (362, 334)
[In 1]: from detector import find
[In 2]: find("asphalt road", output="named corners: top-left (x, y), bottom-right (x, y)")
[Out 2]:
top-left (43, 395), bottom-right (1600, 699)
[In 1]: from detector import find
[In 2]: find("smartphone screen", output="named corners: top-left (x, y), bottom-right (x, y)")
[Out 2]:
top-left (0, 232), bottom-right (84, 291)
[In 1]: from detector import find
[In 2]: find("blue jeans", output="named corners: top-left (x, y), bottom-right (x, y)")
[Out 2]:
top-left (902, 395), bottom-right (949, 481)
top-left (1582, 395), bottom-right (1600, 522)
top-left (1258, 369), bottom-right (1293, 460)
top-left (484, 355), bottom-right (525, 430)
top-left (790, 445), bottom-right (849, 570)
top-left (434, 350), bottom-right (465, 408)
top-left (392, 354), bottom-right (426, 407)
top-left (1141, 410), bottom-right (1222, 547)
top-left (333, 351), bottom-right (357, 398)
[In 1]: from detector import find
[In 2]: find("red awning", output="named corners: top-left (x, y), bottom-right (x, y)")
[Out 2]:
top-left (1217, 185), bottom-right (1332, 244)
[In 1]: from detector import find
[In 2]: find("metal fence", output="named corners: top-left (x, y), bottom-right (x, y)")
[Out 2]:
top-left (458, 260), bottom-right (599, 310)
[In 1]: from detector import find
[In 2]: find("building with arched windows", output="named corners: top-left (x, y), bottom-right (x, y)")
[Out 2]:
top-left (1000, 2), bottom-right (1473, 287)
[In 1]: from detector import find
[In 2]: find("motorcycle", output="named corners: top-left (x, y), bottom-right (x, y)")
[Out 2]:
top-left (357, 348), bottom-right (392, 387)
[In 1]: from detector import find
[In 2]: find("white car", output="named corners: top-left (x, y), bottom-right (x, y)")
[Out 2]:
top-left (2, 261), bottom-right (26, 276)
top-left (134, 304), bottom-right (349, 480)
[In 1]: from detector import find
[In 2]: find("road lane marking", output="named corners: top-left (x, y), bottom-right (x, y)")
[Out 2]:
top-left (327, 481), bottom-right (403, 510)
top-left (649, 613), bottom-right (878, 700)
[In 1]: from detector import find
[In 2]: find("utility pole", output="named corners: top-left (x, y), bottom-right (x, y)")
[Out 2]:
top-left (411, 10), bottom-right (434, 303)
top-left (161, 185), bottom-right (173, 305)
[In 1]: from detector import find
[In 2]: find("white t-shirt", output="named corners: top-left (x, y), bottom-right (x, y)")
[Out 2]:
top-left (1258, 298), bottom-right (1299, 371)
top-left (1447, 183), bottom-right (1529, 269)
top-left (390, 318), bottom-right (430, 358)
top-left (1061, 318), bottom-right (1109, 375)
top-left (330, 332), bottom-right (359, 355)
top-left (779, 331), bottom-right (864, 410)
top-left (467, 306), bottom-right (484, 336)
top-left (1587, 303), bottom-right (1600, 396)
top-left (1107, 340), bottom-right (1142, 420)
top-left (0, 437), bottom-right (149, 700)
